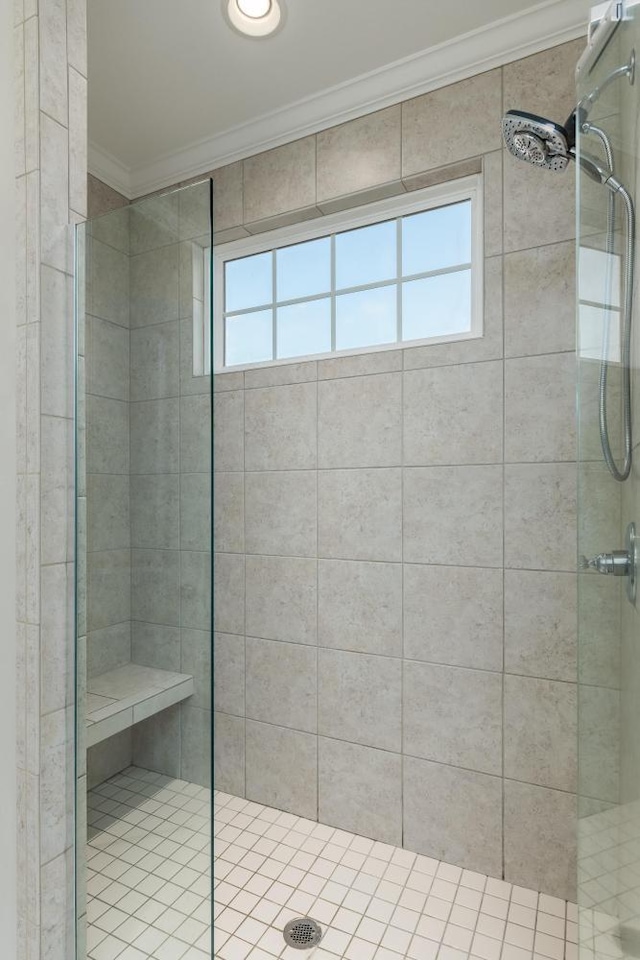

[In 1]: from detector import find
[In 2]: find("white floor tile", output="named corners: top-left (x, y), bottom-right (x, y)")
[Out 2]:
top-left (87, 768), bottom-right (577, 960)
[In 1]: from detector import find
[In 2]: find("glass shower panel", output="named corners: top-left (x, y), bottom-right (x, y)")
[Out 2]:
top-left (577, 11), bottom-right (640, 960)
top-left (75, 180), bottom-right (213, 958)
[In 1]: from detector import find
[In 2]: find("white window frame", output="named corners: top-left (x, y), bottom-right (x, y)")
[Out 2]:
top-left (213, 174), bottom-right (483, 373)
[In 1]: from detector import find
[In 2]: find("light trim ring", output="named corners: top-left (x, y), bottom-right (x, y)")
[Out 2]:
top-left (224, 0), bottom-right (283, 37)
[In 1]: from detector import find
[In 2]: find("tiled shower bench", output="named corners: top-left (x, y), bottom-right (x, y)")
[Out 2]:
top-left (86, 663), bottom-right (194, 747)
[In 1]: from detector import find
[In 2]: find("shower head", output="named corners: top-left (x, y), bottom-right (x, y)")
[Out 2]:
top-left (502, 109), bottom-right (573, 172)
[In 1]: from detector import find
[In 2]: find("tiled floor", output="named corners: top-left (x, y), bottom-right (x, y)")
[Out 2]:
top-left (213, 791), bottom-right (577, 960)
top-left (86, 767), bottom-right (578, 960)
top-left (86, 766), bottom-right (211, 960)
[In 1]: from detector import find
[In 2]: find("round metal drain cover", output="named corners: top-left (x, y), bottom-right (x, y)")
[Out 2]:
top-left (283, 917), bottom-right (323, 950)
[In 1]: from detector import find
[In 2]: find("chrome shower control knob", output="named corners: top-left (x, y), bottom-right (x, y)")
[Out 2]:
top-left (580, 522), bottom-right (637, 604)
top-left (582, 550), bottom-right (630, 575)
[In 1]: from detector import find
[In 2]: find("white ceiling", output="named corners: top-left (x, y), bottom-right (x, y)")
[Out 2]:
top-left (87, 0), bottom-right (588, 197)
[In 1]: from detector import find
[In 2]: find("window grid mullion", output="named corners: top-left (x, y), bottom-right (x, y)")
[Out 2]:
top-left (331, 234), bottom-right (336, 352)
top-left (224, 262), bottom-right (472, 319)
top-left (272, 251), bottom-right (277, 361)
top-left (396, 217), bottom-right (402, 344)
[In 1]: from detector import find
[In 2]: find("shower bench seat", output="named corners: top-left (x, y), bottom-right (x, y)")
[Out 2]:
top-left (86, 663), bottom-right (194, 747)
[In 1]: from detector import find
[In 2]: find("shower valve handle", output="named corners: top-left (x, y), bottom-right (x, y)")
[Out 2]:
top-left (582, 550), bottom-right (631, 575)
top-left (580, 522), bottom-right (638, 604)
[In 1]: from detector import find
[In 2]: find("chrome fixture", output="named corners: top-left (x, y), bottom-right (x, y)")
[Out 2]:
top-left (223, 0), bottom-right (284, 37)
top-left (283, 918), bottom-right (323, 950)
top-left (581, 521), bottom-right (638, 604)
top-left (502, 52), bottom-right (636, 482)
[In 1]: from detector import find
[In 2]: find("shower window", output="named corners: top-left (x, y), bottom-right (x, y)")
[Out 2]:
top-left (214, 175), bottom-right (483, 370)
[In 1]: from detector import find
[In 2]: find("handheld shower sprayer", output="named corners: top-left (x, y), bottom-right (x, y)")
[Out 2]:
top-left (502, 55), bottom-right (636, 482)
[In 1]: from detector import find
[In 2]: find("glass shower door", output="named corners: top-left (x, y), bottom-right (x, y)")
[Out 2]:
top-left (577, 7), bottom-right (640, 959)
top-left (74, 179), bottom-right (214, 958)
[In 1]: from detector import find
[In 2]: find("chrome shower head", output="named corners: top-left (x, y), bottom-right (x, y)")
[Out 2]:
top-left (502, 109), bottom-right (573, 172)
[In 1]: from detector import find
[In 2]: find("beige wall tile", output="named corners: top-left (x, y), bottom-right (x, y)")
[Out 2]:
top-left (89, 238), bottom-right (129, 327)
top-left (131, 621), bottom-right (180, 672)
top-left (504, 242), bottom-right (576, 357)
top-left (246, 637), bottom-right (317, 733)
top-left (503, 780), bottom-right (577, 900)
top-left (318, 468), bottom-right (402, 562)
top-left (86, 315), bottom-right (130, 401)
top-left (245, 471), bottom-right (317, 558)
top-left (245, 381), bottom-right (317, 471)
top-left (504, 158), bottom-right (576, 253)
top-left (130, 321), bottom-right (180, 401)
top-left (213, 472), bottom-right (244, 554)
top-left (504, 675), bottom-right (577, 792)
top-left (317, 106), bottom-right (401, 204)
top-left (402, 69), bottom-right (502, 177)
top-left (180, 705), bottom-right (212, 787)
top-left (131, 474), bottom-right (179, 550)
top-left (579, 684), bottom-right (620, 804)
top-left (483, 150), bottom-right (502, 258)
top-left (68, 66), bottom-right (87, 218)
top-left (130, 192), bottom-right (179, 254)
top-left (318, 559), bottom-right (402, 657)
top-left (214, 712), bottom-right (245, 797)
top-left (404, 662), bottom-right (502, 775)
top-left (244, 360), bottom-right (316, 389)
top-left (246, 720), bottom-right (317, 818)
top-left (213, 552), bottom-right (245, 636)
top-left (214, 390), bottom-right (244, 472)
top-left (87, 475), bottom-right (131, 553)
top-left (130, 398), bottom-right (179, 475)
top-left (318, 372), bottom-right (402, 468)
top-left (505, 353), bottom-right (576, 462)
top-left (404, 564), bottom-right (503, 671)
top-left (403, 757), bottom-right (503, 877)
top-left (40, 112), bottom-right (70, 273)
top-left (14, 24), bottom-right (25, 176)
top-left (244, 137), bottom-right (316, 225)
top-left (131, 548), bottom-right (180, 626)
top-left (404, 465), bottom-right (503, 567)
top-left (180, 550), bottom-right (211, 630)
top-left (66, 0), bottom-right (87, 77)
top-left (179, 394), bottom-right (210, 472)
top-left (505, 570), bottom-right (576, 682)
top-left (504, 463), bottom-right (577, 571)
top-left (246, 555), bottom-right (317, 646)
top-left (318, 648), bottom-right (402, 752)
top-left (317, 349), bottom-right (402, 380)
top-left (130, 244), bottom-right (180, 327)
top-left (319, 738), bottom-right (402, 846)
top-left (404, 361), bottom-right (502, 466)
top-left (211, 162), bottom-right (243, 232)
top-left (39, 0), bottom-right (68, 127)
top-left (213, 633), bottom-right (244, 717)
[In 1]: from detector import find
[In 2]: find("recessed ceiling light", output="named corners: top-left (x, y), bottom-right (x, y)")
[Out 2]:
top-left (223, 0), bottom-right (284, 38)
top-left (237, 0), bottom-right (271, 16)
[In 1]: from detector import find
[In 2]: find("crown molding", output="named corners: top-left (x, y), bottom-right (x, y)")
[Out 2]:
top-left (88, 0), bottom-right (587, 200)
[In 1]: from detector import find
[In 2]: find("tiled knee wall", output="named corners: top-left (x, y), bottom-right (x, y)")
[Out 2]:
top-left (206, 38), bottom-right (587, 903)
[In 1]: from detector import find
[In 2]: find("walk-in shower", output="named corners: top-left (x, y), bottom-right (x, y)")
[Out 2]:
top-left (503, 55), bottom-right (636, 483)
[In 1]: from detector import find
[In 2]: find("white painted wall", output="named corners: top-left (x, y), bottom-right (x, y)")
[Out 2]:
top-left (0, 0), bottom-right (18, 947)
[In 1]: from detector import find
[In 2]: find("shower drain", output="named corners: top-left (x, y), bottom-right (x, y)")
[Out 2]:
top-left (283, 917), bottom-right (323, 950)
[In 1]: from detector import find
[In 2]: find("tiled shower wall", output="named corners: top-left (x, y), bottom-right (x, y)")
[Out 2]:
top-left (204, 38), bottom-right (584, 903)
top-left (14, 0), bottom-right (87, 956)
top-left (82, 190), bottom-right (213, 789)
